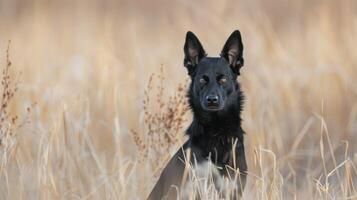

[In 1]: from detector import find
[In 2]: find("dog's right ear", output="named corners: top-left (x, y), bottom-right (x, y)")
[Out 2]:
top-left (184, 31), bottom-right (206, 76)
top-left (221, 30), bottom-right (244, 75)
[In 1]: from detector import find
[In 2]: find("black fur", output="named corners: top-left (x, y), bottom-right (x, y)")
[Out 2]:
top-left (147, 30), bottom-right (247, 200)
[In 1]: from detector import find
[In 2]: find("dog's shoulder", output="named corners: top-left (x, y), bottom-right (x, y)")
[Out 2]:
top-left (147, 142), bottom-right (190, 200)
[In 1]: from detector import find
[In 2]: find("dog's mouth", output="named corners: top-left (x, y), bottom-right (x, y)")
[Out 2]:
top-left (207, 102), bottom-right (219, 108)
top-left (204, 102), bottom-right (222, 111)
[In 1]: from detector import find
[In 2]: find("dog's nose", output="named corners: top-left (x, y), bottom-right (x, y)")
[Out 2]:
top-left (206, 95), bottom-right (219, 104)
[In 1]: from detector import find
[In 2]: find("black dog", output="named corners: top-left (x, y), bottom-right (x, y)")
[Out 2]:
top-left (147, 30), bottom-right (247, 200)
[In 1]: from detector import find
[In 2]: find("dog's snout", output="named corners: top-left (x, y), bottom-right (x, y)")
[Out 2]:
top-left (206, 95), bottom-right (219, 104)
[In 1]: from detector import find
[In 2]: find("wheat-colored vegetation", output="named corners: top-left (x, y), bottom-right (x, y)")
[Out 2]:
top-left (0, 0), bottom-right (357, 199)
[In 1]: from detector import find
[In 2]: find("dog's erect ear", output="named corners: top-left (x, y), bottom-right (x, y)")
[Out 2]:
top-left (184, 31), bottom-right (206, 75)
top-left (221, 30), bottom-right (244, 75)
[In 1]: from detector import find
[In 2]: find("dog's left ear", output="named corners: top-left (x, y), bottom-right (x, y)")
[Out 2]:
top-left (221, 30), bottom-right (244, 75)
top-left (184, 31), bottom-right (206, 76)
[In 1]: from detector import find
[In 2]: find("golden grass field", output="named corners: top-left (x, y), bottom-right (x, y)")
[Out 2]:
top-left (0, 0), bottom-right (357, 199)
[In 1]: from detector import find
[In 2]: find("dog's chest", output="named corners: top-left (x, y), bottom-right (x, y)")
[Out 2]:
top-left (181, 160), bottom-right (224, 197)
top-left (192, 134), bottom-right (238, 166)
top-left (181, 160), bottom-right (236, 199)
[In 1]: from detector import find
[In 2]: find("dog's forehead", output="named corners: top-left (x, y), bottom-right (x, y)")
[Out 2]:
top-left (196, 57), bottom-right (230, 75)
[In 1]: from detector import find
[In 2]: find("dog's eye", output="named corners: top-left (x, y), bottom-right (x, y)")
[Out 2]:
top-left (199, 76), bottom-right (209, 85)
top-left (218, 77), bottom-right (227, 85)
top-left (199, 78), bottom-right (207, 85)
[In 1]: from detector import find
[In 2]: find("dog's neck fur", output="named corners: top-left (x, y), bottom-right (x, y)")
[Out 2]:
top-left (186, 82), bottom-right (245, 166)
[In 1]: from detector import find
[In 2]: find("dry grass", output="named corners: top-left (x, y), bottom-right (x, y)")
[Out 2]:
top-left (0, 0), bottom-right (357, 199)
top-left (131, 68), bottom-right (189, 175)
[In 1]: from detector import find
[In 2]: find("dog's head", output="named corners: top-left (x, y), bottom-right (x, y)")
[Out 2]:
top-left (184, 30), bottom-right (244, 112)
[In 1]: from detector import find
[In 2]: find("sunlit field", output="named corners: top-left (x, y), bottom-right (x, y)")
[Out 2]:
top-left (1, 0), bottom-right (357, 199)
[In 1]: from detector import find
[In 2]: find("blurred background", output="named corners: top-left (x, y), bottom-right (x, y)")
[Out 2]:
top-left (0, 0), bottom-right (357, 199)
